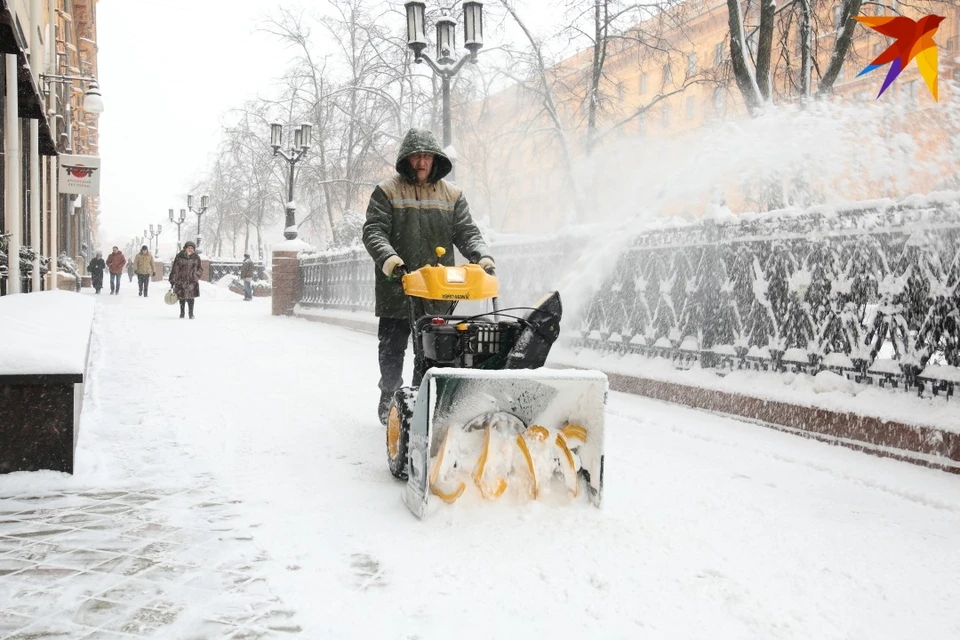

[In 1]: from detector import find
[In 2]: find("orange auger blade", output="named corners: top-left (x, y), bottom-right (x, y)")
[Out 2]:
top-left (432, 482), bottom-right (466, 503)
top-left (472, 428), bottom-right (508, 500)
top-left (555, 434), bottom-right (579, 498)
top-left (526, 425), bottom-right (550, 441)
top-left (515, 434), bottom-right (538, 499)
top-left (561, 424), bottom-right (587, 443)
top-left (430, 428), bottom-right (466, 503)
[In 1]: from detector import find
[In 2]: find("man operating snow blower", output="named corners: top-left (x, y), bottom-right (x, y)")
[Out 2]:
top-left (362, 128), bottom-right (495, 426)
top-left (362, 129), bottom-right (607, 519)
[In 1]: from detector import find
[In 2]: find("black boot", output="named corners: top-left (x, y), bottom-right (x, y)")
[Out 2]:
top-left (179, 300), bottom-right (186, 319)
top-left (378, 391), bottom-right (393, 426)
top-left (188, 299), bottom-right (195, 319)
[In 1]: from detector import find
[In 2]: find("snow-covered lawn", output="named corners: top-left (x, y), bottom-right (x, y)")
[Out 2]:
top-left (2, 284), bottom-right (959, 638)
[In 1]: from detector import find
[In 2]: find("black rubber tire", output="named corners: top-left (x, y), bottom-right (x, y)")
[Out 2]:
top-left (386, 387), bottom-right (416, 480)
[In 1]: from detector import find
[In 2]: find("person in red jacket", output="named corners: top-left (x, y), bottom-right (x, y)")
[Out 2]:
top-left (105, 246), bottom-right (126, 295)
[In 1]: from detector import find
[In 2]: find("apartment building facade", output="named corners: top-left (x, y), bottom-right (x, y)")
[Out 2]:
top-left (456, 1), bottom-right (960, 233)
top-left (0, 0), bottom-right (100, 294)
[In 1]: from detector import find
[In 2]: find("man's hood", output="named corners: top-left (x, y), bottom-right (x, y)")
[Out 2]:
top-left (395, 128), bottom-right (451, 183)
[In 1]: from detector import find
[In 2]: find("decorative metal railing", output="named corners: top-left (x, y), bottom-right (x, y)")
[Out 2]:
top-left (207, 260), bottom-right (267, 283)
top-left (161, 258), bottom-right (267, 282)
top-left (300, 248), bottom-right (376, 312)
top-left (297, 196), bottom-right (960, 398)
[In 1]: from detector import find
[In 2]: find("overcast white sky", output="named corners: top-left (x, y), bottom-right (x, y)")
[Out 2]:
top-left (96, 0), bottom-right (293, 254)
top-left (95, 0), bottom-right (562, 255)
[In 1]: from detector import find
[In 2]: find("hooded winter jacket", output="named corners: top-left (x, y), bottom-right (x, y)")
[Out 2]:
top-left (134, 252), bottom-right (155, 276)
top-left (106, 251), bottom-right (126, 275)
top-left (362, 128), bottom-right (490, 318)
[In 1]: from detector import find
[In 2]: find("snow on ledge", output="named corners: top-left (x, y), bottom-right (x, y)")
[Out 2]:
top-left (0, 291), bottom-right (95, 376)
top-left (272, 238), bottom-right (315, 253)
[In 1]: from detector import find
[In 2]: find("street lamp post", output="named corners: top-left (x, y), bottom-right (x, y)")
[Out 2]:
top-left (187, 194), bottom-right (209, 250)
top-left (404, 0), bottom-right (483, 169)
top-left (168, 208), bottom-right (187, 248)
top-left (145, 224), bottom-right (162, 257)
top-left (270, 122), bottom-right (312, 241)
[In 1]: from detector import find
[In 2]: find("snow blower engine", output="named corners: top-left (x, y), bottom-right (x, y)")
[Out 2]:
top-left (385, 247), bottom-right (607, 518)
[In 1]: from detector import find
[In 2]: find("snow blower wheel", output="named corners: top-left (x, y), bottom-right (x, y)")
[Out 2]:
top-left (386, 387), bottom-right (415, 480)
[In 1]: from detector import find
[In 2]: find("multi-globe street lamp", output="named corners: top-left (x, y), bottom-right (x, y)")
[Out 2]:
top-left (145, 224), bottom-right (162, 257)
top-left (269, 122), bottom-right (312, 241)
top-left (187, 194), bottom-right (209, 250)
top-left (404, 0), bottom-right (484, 169)
top-left (168, 208), bottom-right (188, 248)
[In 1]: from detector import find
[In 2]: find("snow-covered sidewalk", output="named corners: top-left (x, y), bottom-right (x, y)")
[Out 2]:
top-left (2, 285), bottom-right (959, 639)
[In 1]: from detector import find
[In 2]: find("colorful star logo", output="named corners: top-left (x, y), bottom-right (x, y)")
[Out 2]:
top-left (855, 14), bottom-right (945, 100)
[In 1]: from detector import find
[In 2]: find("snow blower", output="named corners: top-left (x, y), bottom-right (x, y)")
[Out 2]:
top-left (385, 248), bottom-right (607, 518)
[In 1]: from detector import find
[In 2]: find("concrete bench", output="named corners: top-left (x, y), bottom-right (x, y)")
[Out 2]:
top-left (0, 291), bottom-right (95, 474)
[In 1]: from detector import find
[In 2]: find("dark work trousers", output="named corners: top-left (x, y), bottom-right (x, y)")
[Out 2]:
top-left (378, 317), bottom-right (411, 394)
top-left (109, 273), bottom-right (121, 293)
top-left (137, 274), bottom-right (150, 296)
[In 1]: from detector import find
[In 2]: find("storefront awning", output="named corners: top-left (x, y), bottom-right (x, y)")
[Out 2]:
top-left (0, 0), bottom-right (59, 156)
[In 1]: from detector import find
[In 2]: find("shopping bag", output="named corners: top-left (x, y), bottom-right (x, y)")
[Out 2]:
top-left (164, 288), bottom-right (179, 305)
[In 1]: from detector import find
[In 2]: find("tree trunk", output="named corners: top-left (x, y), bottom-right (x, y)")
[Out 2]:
top-left (756, 0), bottom-right (776, 100)
top-left (818, 0), bottom-right (864, 95)
top-left (799, 0), bottom-right (812, 98)
top-left (726, 0), bottom-right (763, 113)
top-left (586, 0), bottom-right (608, 152)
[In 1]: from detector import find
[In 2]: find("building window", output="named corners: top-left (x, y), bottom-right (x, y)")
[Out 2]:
top-left (904, 79), bottom-right (918, 106)
top-left (686, 96), bottom-right (696, 119)
top-left (713, 87), bottom-right (725, 112)
top-left (687, 53), bottom-right (697, 75)
top-left (662, 103), bottom-right (671, 127)
top-left (714, 42), bottom-right (724, 67)
top-left (663, 63), bottom-right (672, 86)
top-left (639, 72), bottom-right (648, 94)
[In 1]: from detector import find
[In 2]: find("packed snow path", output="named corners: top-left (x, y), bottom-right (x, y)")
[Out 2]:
top-left (3, 284), bottom-right (959, 639)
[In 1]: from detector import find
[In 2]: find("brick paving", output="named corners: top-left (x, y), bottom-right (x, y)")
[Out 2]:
top-left (0, 482), bottom-right (299, 639)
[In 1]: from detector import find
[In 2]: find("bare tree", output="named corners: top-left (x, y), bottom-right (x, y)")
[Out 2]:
top-left (726, 0), bottom-right (865, 113)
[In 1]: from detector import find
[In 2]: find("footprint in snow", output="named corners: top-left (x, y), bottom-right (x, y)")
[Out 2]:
top-left (350, 552), bottom-right (387, 590)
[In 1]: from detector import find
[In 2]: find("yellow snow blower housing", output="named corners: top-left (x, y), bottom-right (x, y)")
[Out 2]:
top-left (385, 247), bottom-right (607, 518)
top-left (400, 248), bottom-right (499, 302)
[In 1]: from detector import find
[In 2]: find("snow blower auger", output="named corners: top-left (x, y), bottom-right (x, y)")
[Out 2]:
top-left (385, 247), bottom-right (607, 519)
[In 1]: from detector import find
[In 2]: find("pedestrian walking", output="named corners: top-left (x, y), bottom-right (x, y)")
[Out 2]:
top-left (133, 245), bottom-right (155, 297)
top-left (87, 252), bottom-right (106, 294)
top-left (240, 252), bottom-right (255, 301)
top-left (106, 246), bottom-right (126, 295)
top-left (168, 240), bottom-right (203, 319)
top-left (362, 128), bottom-right (494, 424)
top-left (127, 260), bottom-right (134, 282)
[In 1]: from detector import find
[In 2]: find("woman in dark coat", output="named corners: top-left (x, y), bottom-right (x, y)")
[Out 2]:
top-left (168, 241), bottom-right (203, 319)
top-left (87, 252), bottom-right (106, 294)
